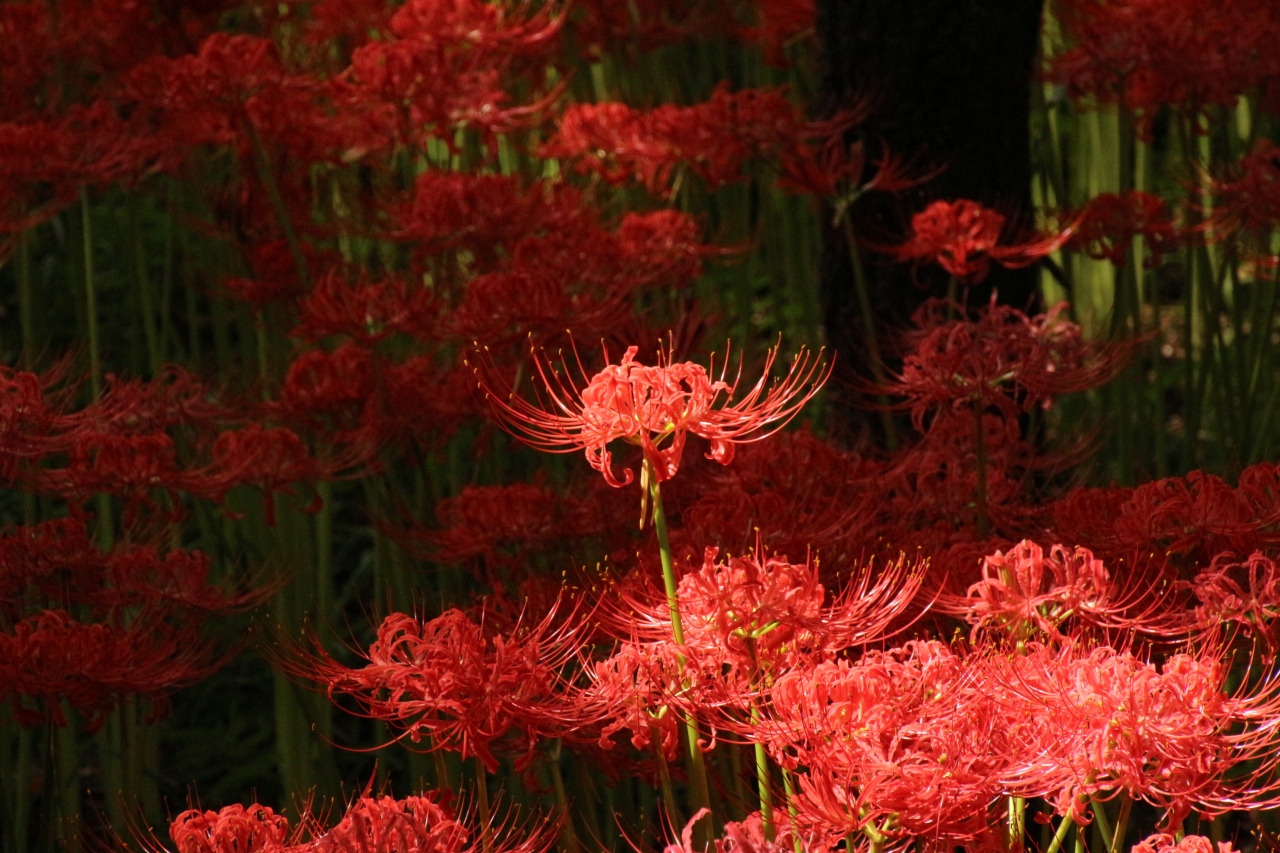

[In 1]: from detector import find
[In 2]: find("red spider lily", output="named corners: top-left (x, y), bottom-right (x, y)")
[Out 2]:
top-left (472, 340), bottom-right (828, 488)
top-left (169, 804), bottom-right (297, 853)
top-left (888, 296), bottom-right (1129, 430)
top-left (566, 0), bottom-right (738, 57)
top-left (207, 424), bottom-right (372, 521)
top-left (305, 794), bottom-right (473, 853)
top-left (293, 606), bottom-right (596, 772)
top-left (295, 270), bottom-right (438, 343)
top-left (612, 546), bottom-right (924, 684)
top-left (664, 809), bottom-right (808, 853)
top-left (880, 199), bottom-right (1073, 285)
top-left (0, 363), bottom-right (80, 486)
top-left (585, 639), bottom-right (686, 760)
top-left (1188, 552), bottom-right (1280, 652)
top-left (343, 0), bottom-right (563, 146)
top-left (1132, 834), bottom-right (1238, 853)
top-left (540, 85), bottom-right (847, 195)
top-left (1064, 191), bottom-right (1186, 267)
top-left (390, 483), bottom-right (600, 568)
top-left (0, 608), bottom-right (219, 729)
top-left (676, 427), bottom-right (884, 562)
top-left (392, 173), bottom-right (589, 269)
top-left (949, 540), bottom-right (1118, 643)
top-left (993, 641), bottom-right (1280, 827)
top-left (764, 642), bottom-right (1006, 843)
top-left (1047, 0), bottom-right (1280, 137)
top-left (749, 0), bottom-right (816, 67)
top-left (1212, 139), bottom-right (1280, 237)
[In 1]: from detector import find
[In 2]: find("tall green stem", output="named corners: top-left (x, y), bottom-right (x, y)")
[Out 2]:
top-left (648, 467), bottom-right (713, 847)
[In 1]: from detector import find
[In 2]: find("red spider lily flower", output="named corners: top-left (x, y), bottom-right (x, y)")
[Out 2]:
top-left (1188, 552), bottom-right (1280, 652)
top-left (472, 340), bottom-right (828, 488)
top-left (169, 804), bottom-right (297, 853)
top-left (0, 363), bottom-right (80, 486)
top-left (293, 606), bottom-right (596, 772)
top-left (882, 199), bottom-right (1073, 285)
top-left (888, 296), bottom-right (1129, 431)
top-left (389, 483), bottom-right (599, 568)
top-left (295, 270), bottom-right (437, 343)
top-left (585, 639), bottom-right (686, 760)
top-left (1212, 139), bottom-right (1280, 237)
top-left (611, 546), bottom-right (923, 684)
top-left (664, 809), bottom-right (807, 853)
top-left (950, 540), bottom-right (1116, 643)
top-left (1132, 834), bottom-right (1238, 853)
top-left (993, 641), bottom-right (1280, 827)
top-left (392, 173), bottom-right (589, 268)
top-left (764, 642), bottom-right (1006, 843)
top-left (1065, 191), bottom-right (1186, 267)
top-left (305, 794), bottom-right (473, 853)
top-left (540, 85), bottom-right (846, 195)
top-left (207, 425), bottom-right (372, 522)
top-left (0, 609), bottom-right (219, 729)
top-left (1047, 0), bottom-right (1280, 138)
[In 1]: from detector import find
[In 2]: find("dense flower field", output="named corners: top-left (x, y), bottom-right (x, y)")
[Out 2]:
top-left (3, 2), bottom-right (1280, 853)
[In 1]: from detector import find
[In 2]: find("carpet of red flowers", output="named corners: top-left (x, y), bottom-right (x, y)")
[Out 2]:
top-left (3, 2), bottom-right (1280, 853)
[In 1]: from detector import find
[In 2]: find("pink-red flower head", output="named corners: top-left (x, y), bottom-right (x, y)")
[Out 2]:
top-left (471, 341), bottom-right (829, 487)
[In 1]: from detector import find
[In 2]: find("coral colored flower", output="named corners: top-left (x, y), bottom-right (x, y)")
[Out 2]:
top-left (886, 199), bottom-right (1071, 285)
top-left (169, 804), bottom-right (295, 853)
top-left (473, 341), bottom-right (828, 487)
top-left (1131, 834), bottom-right (1238, 853)
top-left (955, 540), bottom-right (1116, 643)
top-left (296, 607), bottom-right (593, 772)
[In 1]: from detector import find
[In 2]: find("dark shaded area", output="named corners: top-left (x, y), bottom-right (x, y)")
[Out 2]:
top-left (816, 1), bottom-right (1047, 445)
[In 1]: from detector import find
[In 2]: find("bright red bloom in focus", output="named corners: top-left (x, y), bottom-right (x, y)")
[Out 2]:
top-left (473, 342), bottom-right (828, 487)
top-left (886, 199), bottom-right (1071, 285)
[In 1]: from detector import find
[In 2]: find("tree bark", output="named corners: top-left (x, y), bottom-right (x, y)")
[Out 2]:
top-left (816, 0), bottom-right (1047, 445)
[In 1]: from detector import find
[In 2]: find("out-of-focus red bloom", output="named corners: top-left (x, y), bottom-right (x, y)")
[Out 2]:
top-left (1065, 190), bottom-right (1185, 267)
top-left (889, 296), bottom-right (1127, 430)
top-left (169, 804), bottom-right (295, 853)
top-left (883, 199), bottom-right (1072, 285)
top-left (296, 270), bottom-right (437, 343)
top-left (474, 341), bottom-right (828, 487)
top-left (541, 85), bottom-right (846, 195)
top-left (0, 609), bottom-right (218, 729)
top-left (749, 0), bottom-right (816, 67)
top-left (1046, 0), bottom-right (1280, 137)
top-left (392, 173), bottom-right (588, 268)
top-left (398, 483), bottom-right (599, 567)
top-left (297, 607), bottom-right (593, 771)
top-left (1213, 139), bottom-right (1280, 237)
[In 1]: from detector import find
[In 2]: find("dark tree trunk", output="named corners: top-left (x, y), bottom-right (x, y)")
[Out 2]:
top-left (816, 1), bottom-right (1047, 446)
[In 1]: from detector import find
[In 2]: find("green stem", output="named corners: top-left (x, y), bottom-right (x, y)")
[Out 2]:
top-left (1008, 796), bottom-right (1026, 851)
top-left (654, 733), bottom-right (681, 832)
top-left (1089, 796), bottom-right (1113, 851)
top-left (779, 766), bottom-right (802, 853)
top-left (1109, 795), bottom-right (1132, 853)
top-left (1045, 813), bottom-right (1075, 853)
top-left (547, 740), bottom-right (582, 853)
top-left (648, 472), bottom-right (713, 846)
top-left (752, 740), bottom-right (774, 841)
top-left (840, 215), bottom-right (899, 450)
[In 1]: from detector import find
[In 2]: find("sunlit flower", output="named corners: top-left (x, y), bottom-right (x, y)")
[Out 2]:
top-left (472, 341), bottom-right (828, 487)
